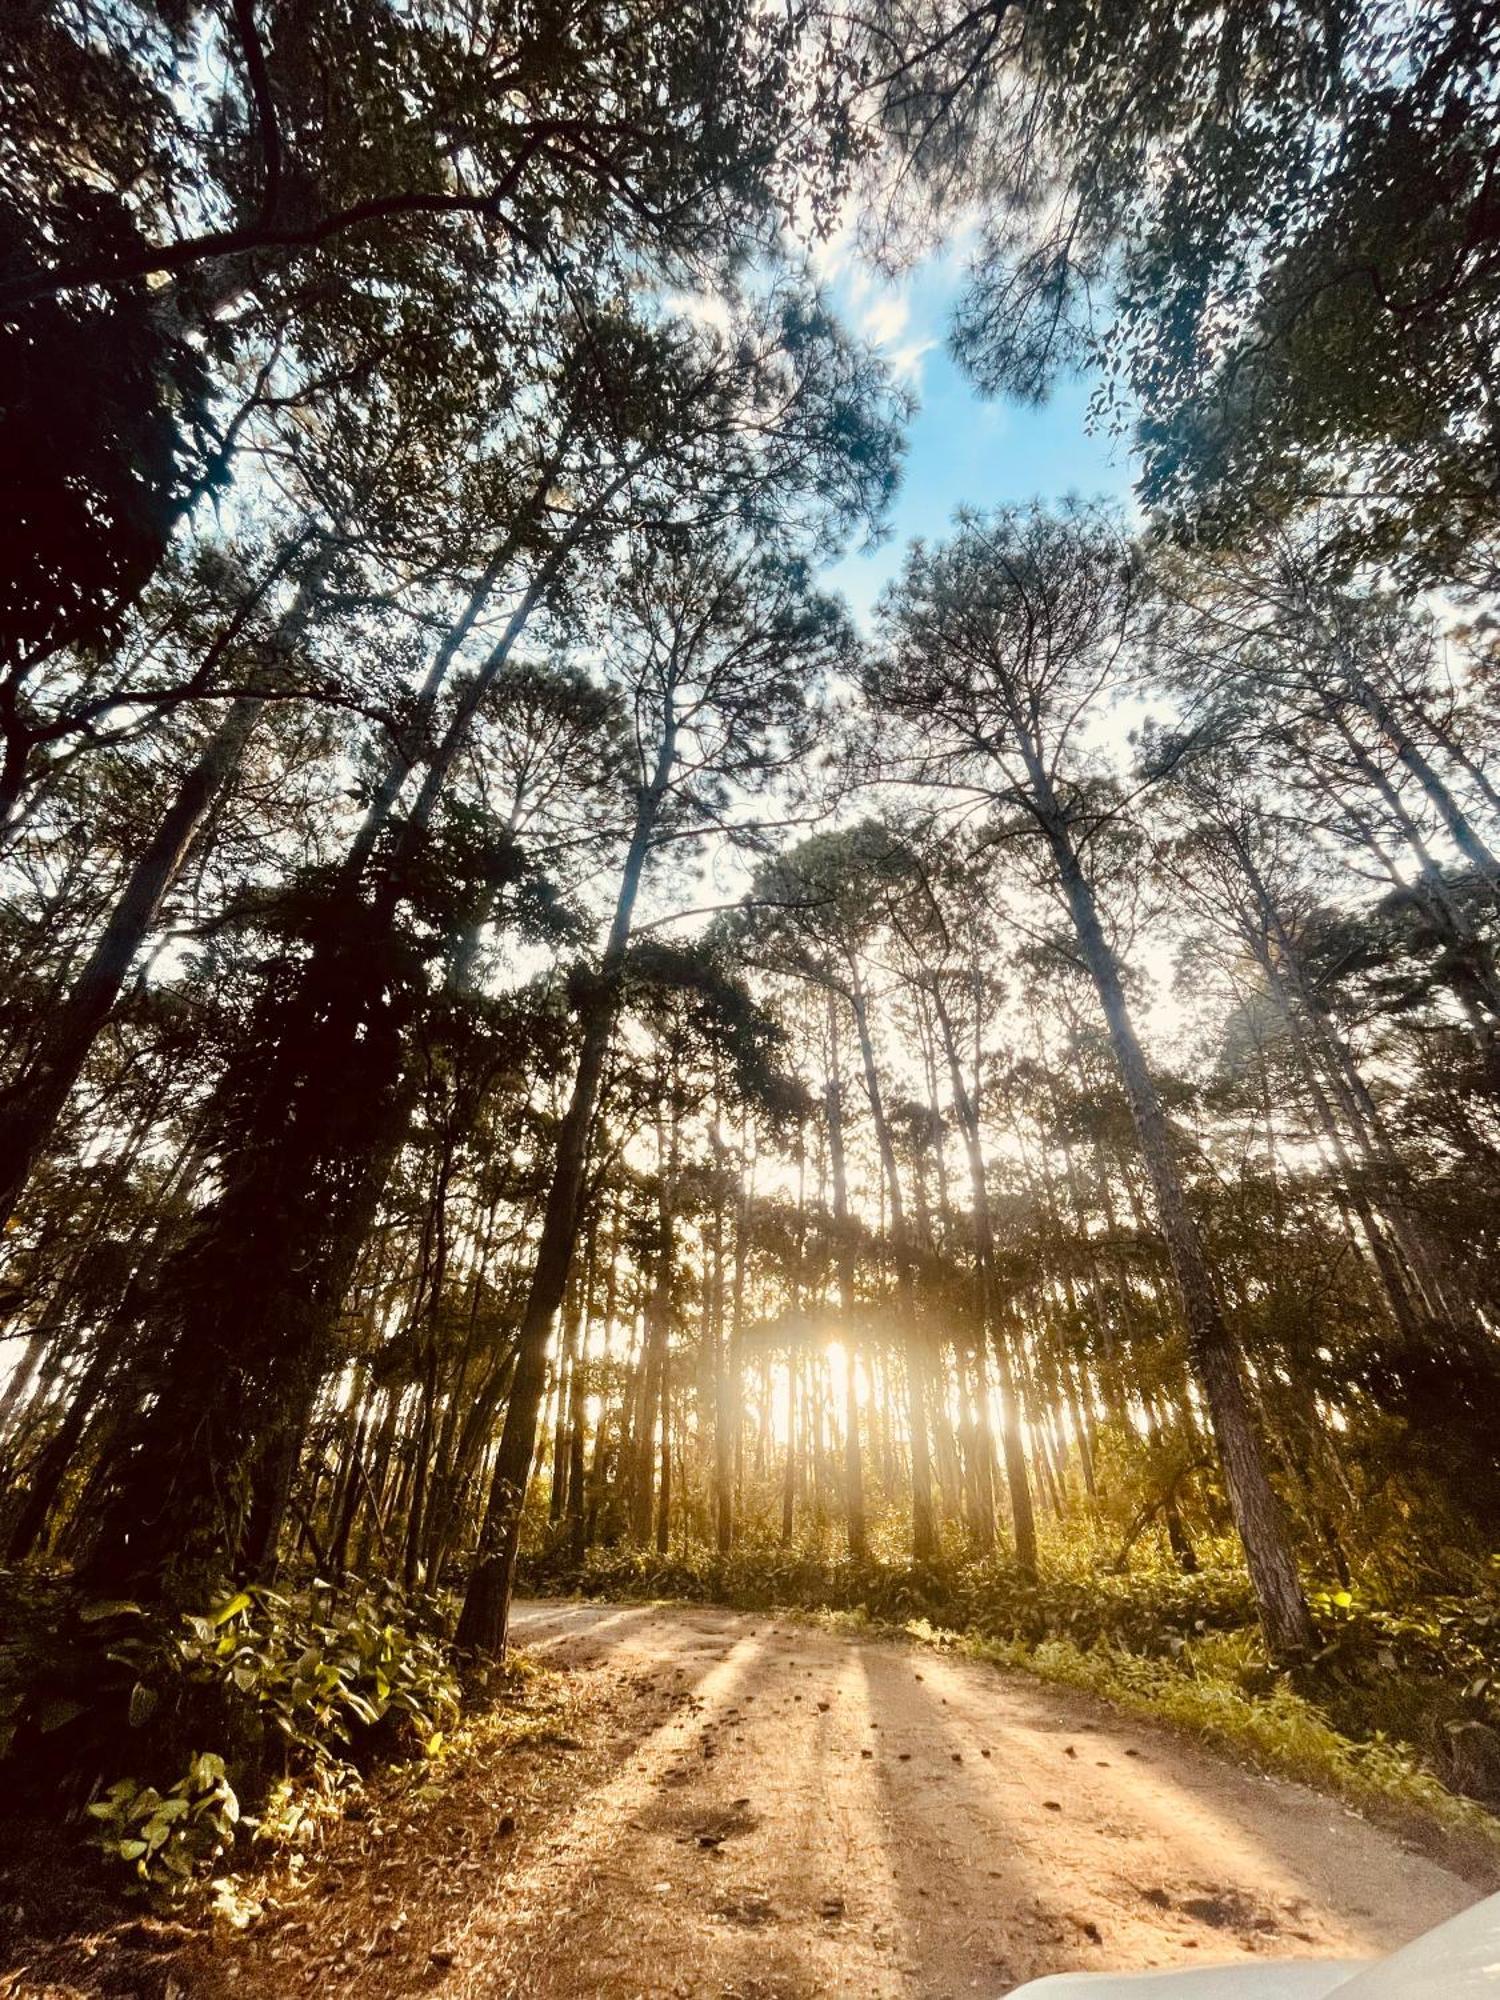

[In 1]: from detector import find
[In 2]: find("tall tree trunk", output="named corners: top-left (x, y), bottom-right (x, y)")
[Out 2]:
top-left (1344, 672), bottom-right (1500, 897)
top-left (823, 993), bottom-right (866, 1558)
top-left (780, 1360), bottom-right (797, 1546)
top-left (1227, 826), bottom-right (1472, 1334)
top-left (0, 1328), bottom-right (48, 1446)
top-left (655, 1353), bottom-right (672, 1556)
top-left (1332, 718), bottom-right (1500, 1028)
top-left (73, 505), bottom-right (588, 1601)
top-left (455, 738), bottom-right (675, 1655)
top-left (929, 984), bottom-right (1038, 1572)
top-left (709, 1110), bottom-right (735, 1556)
top-left (565, 1217), bottom-right (599, 1562)
top-left (0, 693), bottom-right (263, 1227)
top-left (578, 1207), bottom-right (622, 1560)
top-left (549, 1268), bottom-right (583, 1526)
top-left (1034, 789), bottom-right (1313, 1658)
top-left (849, 970), bottom-right (937, 1560)
top-left (730, 1124), bottom-right (753, 1522)
top-left (0, 538), bottom-right (342, 1225)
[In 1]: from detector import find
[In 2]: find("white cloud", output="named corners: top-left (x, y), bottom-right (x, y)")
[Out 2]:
top-left (860, 293), bottom-right (910, 346)
top-left (888, 338), bottom-right (938, 383)
top-left (662, 289), bottom-right (736, 339)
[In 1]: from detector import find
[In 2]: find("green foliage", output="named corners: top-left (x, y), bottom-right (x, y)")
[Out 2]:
top-left (161, 1579), bottom-right (461, 1767)
top-left (1307, 1578), bottom-right (1500, 1698)
top-left (2, 1575), bottom-right (459, 1897)
top-left (905, 0), bottom-right (1500, 585)
top-left (86, 1752), bottom-right (240, 1895)
top-left (521, 1540), bottom-right (1260, 1657)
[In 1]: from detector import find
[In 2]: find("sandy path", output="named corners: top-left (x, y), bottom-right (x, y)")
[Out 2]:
top-left (441, 1600), bottom-right (1477, 1998)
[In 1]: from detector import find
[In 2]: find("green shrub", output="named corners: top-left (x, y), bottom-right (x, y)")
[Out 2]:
top-left (169, 1578), bottom-right (461, 1766)
top-left (86, 1751), bottom-right (240, 1894)
top-left (2, 1574), bottom-right (460, 1896)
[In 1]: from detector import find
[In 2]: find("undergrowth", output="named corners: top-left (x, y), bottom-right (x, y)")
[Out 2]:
top-left (0, 1572), bottom-right (462, 1897)
top-left (9, 1535), bottom-right (1500, 1902)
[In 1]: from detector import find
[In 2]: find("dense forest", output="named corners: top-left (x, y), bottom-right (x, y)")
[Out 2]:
top-left (3, 0), bottom-right (1500, 1923)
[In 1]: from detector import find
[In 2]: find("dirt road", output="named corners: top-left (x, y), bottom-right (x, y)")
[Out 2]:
top-left (21, 1598), bottom-right (1481, 2000)
top-left (447, 1601), bottom-right (1477, 1997)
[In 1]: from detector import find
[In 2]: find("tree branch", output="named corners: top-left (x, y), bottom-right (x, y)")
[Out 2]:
top-left (227, 0), bottom-right (283, 230)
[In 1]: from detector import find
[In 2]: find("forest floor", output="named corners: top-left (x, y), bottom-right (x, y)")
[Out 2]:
top-left (5, 1599), bottom-right (1487, 2000)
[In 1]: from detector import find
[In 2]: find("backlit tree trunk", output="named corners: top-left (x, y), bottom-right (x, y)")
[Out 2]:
top-left (824, 993), bottom-right (867, 1558)
top-left (456, 741), bottom-right (673, 1654)
top-left (1026, 755), bottom-right (1314, 1658)
top-left (849, 970), bottom-right (937, 1560)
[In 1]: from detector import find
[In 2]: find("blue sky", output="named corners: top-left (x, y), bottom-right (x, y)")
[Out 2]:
top-left (818, 244), bottom-right (1137, 627)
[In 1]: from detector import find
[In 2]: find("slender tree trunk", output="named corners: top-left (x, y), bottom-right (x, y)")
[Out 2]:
top-left (1228, 829), bottom-right (1471, 1332)
top-left (579, 1207), bottom-right (622, 1558)
top-left (0, 1328), bottom-right (48, 1446)
top-left (849, 970), bottom-right (936, 1560)
top-left (73, 495), bottom-right (598, 1601)
top-left (730, 1125), bottom-right (753, 1523)
top-left (564, 1217), bottom-right (599, 1561)
top-left (421, 1201), bottom-right (498, 1576)
top-left (708, 1109), bottom-right (735, 1556)
top-left (0, 696), bottom-right (264, 1227)
top-left (455, 741), bottom-right (674, 1654)
top-left (930, 985), bottom-right (1038, 1572)
top-left (1415, 699), bottom-right (1500, 822)
top-left (0, 535), bottom-right (343, 1225)
top-left (1346, 673), bottom-right (1500, 896)
top-left (780, 1360), bottom-right (797, 1546)
top-left (655, 1352), bottom-right (672, 1557)
top-left (1033, 788), bottom-right (1313, 1657)
top-left (824, 993), bottom-right (866, 1558)
top-left (550, 1267), bottom-right (583, 1525)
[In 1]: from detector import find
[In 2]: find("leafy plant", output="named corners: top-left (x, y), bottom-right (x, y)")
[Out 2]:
top-left (170, 1579), bottom-right (460, 1766)
top-left (86, 1752), bottom-right (239, 1893)
top-left (4, 1575), bottom-right (461, 1897)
